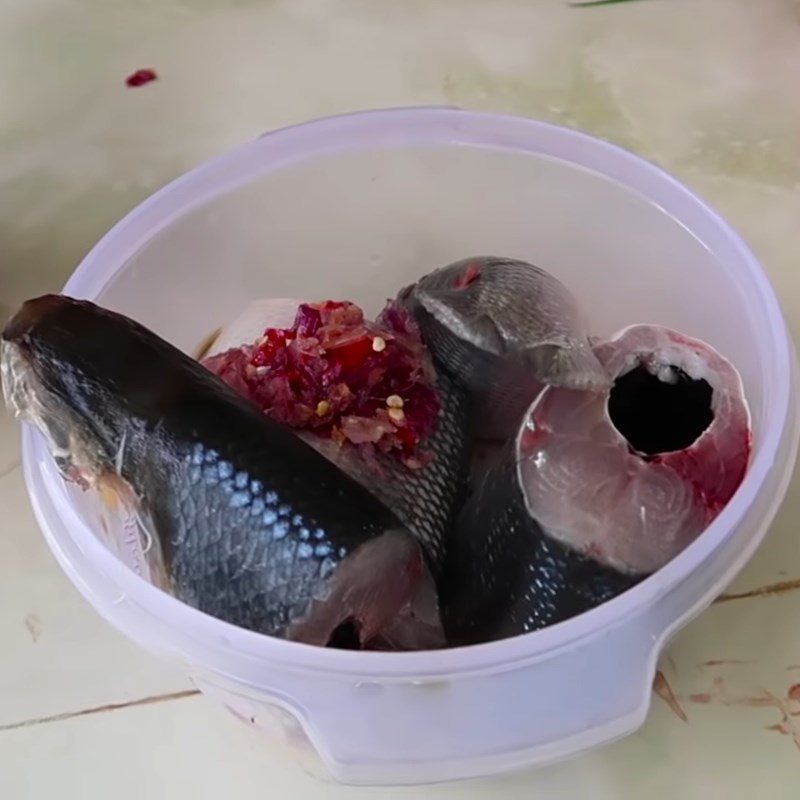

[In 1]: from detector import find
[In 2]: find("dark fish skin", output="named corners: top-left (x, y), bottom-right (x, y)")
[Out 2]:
top-left (2, 295), bottom-right (443, 647)
top-left (399, 256), bottom-right (609, 440)
top-left (440, 445), bottom-right (640, 646)
top-left (384, 372), bottom-right (471, 569)
top-left (301, 371), bottom-right (471, 572)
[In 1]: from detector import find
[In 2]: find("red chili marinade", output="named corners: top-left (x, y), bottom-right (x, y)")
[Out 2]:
top-left (203, 301), bottom-right (441, 469)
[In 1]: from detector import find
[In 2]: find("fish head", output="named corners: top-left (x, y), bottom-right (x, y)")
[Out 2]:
top-left (1, 295), bottom-right (143, 482)
top-left (411, 257), bottom-right (610, 391)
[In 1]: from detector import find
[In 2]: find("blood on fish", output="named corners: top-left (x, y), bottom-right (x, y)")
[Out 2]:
top-left (607, 360), bottom-right (749, 519)
top-left (519, 426), bottom-right (546, 451)
top-left (517, 325), bottom-right (751, 576)
top-left (453, 263), bottom-right (481, 289)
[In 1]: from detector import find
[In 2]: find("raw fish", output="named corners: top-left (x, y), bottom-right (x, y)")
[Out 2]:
top-left (441, 325), bottom-right (751, 644)
top-left (2, 295), bottom-right (445, 649)
top-left (399, 256), bottom-right (608, 439)
top-left (204, 298), bottom-right (471, 569)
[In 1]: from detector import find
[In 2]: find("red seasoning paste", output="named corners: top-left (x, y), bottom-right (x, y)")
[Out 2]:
top-left (203, 301), bottom-right (440, 469)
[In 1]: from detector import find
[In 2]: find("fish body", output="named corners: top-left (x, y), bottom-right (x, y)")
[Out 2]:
top-left (399, 256), bottom-right (608, 439)
top-left (301, 376), bottom-right (470, 569)
top-left (2, 295), bottom-right (443, 649)
top-left (441, 324), bottom-right (751, 644)
top-left (441, 446), bottom-right (638, 645)
top-left (204, 298), bottom-right (471, 570)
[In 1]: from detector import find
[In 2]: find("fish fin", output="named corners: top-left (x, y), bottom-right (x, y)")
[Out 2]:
top-left (522, 340), bottom-right (610, 391)
top-left (416, 289), bottom-right (505, 355)
top-left (93, 472), bottom-right (171, 591)
top-left (286, 529), bottom-right (445, 650)
top-left (370, 563), bottom-right (445, 650)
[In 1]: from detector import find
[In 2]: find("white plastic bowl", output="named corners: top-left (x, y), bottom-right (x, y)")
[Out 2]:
top-left (21, 108), bottom-right (799, 785)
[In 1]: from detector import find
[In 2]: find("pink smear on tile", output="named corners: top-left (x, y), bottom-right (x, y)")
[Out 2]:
top-left (126, 69), bottom-right (158, 88)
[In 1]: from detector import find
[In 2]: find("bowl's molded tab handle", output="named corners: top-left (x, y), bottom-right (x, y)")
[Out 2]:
top-left (291, 620), bottom-right (659, 785)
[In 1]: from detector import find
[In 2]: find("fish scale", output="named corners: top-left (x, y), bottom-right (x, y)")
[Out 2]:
top-left (158, 443), bottom-right (342, 635)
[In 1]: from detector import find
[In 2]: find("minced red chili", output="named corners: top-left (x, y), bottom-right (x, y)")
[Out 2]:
top-left (203, 300), bottom-right (440, 468)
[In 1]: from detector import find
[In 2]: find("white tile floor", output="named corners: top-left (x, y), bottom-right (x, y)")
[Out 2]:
top-left (2, 0), bottom-right (800, 796)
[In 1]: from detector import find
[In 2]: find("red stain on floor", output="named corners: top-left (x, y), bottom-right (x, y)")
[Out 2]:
top-left (708, 677), bottom-right (773, 708)
top-left (766, 723), bottom-right (787, 733)
top-left (126, 68), bottom-right (158, 88)
top-left (764, 708), bottom-right (800, 751)
top-left (653, 670), bottom-right (688, 723)
top-left (679, 676), bottom-right (800, 752)
top-left (654, 658), bottom-right (800, 753)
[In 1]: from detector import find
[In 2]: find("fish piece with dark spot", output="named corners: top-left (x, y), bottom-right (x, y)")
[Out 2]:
top-left (441, 324), bottom-right (751, 644)
top-left (1, 295), bottom-right (444, 649)
top-left (441, 445), bottom-right (639, 645)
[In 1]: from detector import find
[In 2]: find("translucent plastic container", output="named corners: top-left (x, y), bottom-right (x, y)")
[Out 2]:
top-left (21, 108), bottom-right (799, 785)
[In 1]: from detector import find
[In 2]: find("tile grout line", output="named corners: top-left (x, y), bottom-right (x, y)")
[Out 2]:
top-left (0, 459), bottom-right (21, 482)
top-left (715, 578), bottom-right (800, 604)
top-left (0, 689), bottom-right (201, 733)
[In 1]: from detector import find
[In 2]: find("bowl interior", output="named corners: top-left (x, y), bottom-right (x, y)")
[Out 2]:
top-left (48, 118), bottom-right (786, 663)
top-left (97, 144), bottom-right (770, 438)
